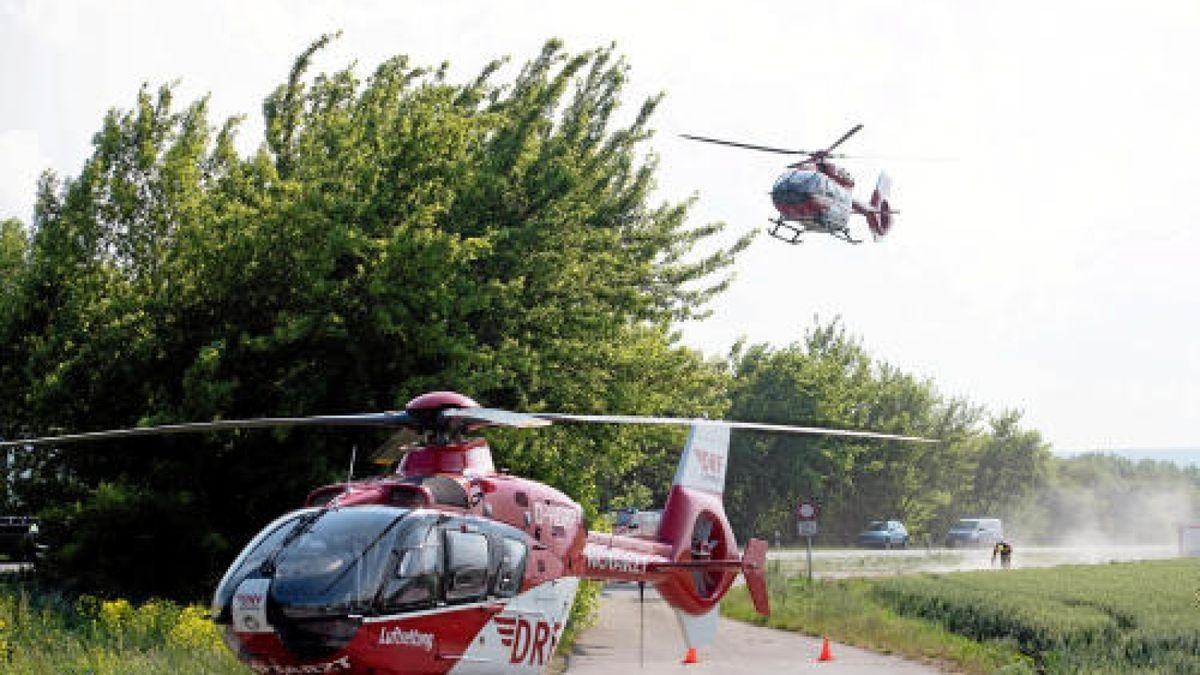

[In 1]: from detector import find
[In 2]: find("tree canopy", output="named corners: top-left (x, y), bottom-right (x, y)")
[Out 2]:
top-left (0, 37), bottom-right (742, 599)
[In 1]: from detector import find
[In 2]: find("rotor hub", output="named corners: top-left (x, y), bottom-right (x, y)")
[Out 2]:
top-left (405, 391), bottom-right (480, 412)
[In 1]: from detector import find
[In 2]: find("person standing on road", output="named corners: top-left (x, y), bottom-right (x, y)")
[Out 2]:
top-left (992, 539), bottom-right (1013, 569)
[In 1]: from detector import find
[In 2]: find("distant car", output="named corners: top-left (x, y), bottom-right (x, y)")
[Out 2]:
top-left (945, 518), bottom-right (1003, 548)
top-left (0, 516), bottom-right (41, 562)
top-left (857, 520), bottom-right (908, 549)
top-left (611, 508), bottom-right (662, 538)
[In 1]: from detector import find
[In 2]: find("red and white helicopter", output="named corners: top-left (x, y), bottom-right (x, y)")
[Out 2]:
top-left (3, 391), bottom-right (928, 674)
top-left (682, 124), bottom-right (896, 244)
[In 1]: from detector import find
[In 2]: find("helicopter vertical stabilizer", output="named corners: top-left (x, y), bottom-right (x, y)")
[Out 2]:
top-left (671, 423), bottom-right (731, 494)
top-left (866, 172), bottom-right (894, 239)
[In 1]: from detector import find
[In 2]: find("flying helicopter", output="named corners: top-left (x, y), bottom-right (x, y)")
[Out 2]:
top-left (682, 124), bottom-right (896, 244)
top-left (1, 391), bottom-right (930, 674)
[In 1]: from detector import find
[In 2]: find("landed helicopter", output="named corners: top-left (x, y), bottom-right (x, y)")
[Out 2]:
top-left (1, 391), bottom-right (929, 674)
top-left (682, 124), bottom-right (896, 244)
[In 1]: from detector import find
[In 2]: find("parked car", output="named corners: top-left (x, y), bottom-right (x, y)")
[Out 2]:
top-left (0, 516), bottom-right (41, 562)
top-left (857, 520), bottom-right (908, 549)
top-left (611, 508), bottom-right (662, 538)
top-left (945, 517), bottom-right (1004, 548)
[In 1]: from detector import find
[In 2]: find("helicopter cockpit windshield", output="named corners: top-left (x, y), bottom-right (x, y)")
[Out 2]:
top-left (270, 506), bottom-right (407, 615)
top-left (212, 506), bottom-right (415, 623)
top-left (213, 505), bottom-right (532, 634)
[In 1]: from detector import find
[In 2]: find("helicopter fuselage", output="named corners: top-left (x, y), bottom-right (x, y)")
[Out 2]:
top-left (212, 436), bottom-right (584, 674)
top-left (768, 162), bottom-right (882, 244)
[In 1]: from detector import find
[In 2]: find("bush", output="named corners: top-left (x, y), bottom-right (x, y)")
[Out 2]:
top-left (0, 580), bottom-right (240, 674)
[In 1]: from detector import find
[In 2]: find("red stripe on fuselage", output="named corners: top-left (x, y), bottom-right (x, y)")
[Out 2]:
top-left (228, 603), bottom-right (499, 675)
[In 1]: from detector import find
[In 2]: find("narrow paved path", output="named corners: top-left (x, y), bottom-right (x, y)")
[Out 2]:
top-left (568, 584), bottom-right (944, 674)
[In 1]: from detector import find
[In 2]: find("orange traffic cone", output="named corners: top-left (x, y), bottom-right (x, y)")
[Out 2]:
top-left (682, 647), bottom-right (699, 664)
top-left (817, 637), bottom-right (835, 662)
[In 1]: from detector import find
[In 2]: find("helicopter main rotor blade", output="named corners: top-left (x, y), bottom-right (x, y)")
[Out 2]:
top-left (0, 412), bottom-right (416, 448)
top-left (532, 413), bottom-right (935, 443)
top-left (0, 406), bottom-right (934, 449)
top-left (680, 134), bottom-right (808, 155)
top-left (823, 123), bottom-right (864, 155)
top-left (442, 407), bottom-right (552, 429)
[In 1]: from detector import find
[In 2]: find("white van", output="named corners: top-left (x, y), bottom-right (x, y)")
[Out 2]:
top-left (945, 518), bottom-right (1003, 547)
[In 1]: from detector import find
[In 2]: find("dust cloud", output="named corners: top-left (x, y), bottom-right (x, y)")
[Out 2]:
top-left (1010, 483), bottom-right (1198, 549)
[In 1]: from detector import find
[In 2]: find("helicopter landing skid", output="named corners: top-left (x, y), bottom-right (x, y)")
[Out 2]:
top-left (830, 228), bottom-right (862, 245)
top-left (767, 218), bottom-right (805, 244)
top-left (768, 218), bottom-right (861, 245)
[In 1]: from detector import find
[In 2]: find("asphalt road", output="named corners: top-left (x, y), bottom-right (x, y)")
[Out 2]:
top-left (771, 544), bottom-right (1179, 577)
top-left (568, 584), bottom-right (942, 675)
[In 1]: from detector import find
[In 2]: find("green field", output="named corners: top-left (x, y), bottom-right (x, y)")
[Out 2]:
top-left (723, 558), bottom-right (1200, 674)
top-left (0, 579), bottom-right (242, 674)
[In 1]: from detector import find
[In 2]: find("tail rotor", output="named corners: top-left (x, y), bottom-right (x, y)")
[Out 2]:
top-left (866, 172), bottom-right (895, 239)
top-left (689, 512), bottom-right (725, 598)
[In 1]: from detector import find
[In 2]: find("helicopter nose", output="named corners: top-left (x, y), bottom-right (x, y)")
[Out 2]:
top-left (229, 577), bottom-right (272, 634)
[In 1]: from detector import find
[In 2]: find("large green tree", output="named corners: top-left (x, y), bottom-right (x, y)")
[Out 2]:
top-left (0, 37), bottom-right (744, 600)
top-left (957, 410), bottom-right (1051, 518)
top-left (724, 320), bottom-right (1024, 544)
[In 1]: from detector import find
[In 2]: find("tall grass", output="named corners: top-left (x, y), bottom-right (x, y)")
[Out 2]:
top-left (0, 579), bottom-right (243, 674)
top-left (722, 561), bottom-right (1031, 673)
top-left (873, 559), bottom-right (1200, 673)
top-left (724, 559), bottom-right (1200, 675)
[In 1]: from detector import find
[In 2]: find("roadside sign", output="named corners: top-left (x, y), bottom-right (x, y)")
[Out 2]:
top-left (797, 520), bottom-right (818, 536)
top-left (796, 498), bottom-right (820, 521)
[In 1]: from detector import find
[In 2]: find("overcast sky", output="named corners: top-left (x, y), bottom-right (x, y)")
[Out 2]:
top-left (3, 0), bottom-right (1198, 452)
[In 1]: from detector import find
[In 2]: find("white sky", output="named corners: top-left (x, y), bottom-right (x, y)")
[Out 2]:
top-left (2, 0), bottom-right (1198, 451)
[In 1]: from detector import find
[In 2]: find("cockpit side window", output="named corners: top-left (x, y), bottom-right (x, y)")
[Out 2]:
top-left (444, 530), bottom-right (490, 603)
top-left (380, 527), bottom-right (442, 612)
top-left (493, 537), bottom-right (528, 597)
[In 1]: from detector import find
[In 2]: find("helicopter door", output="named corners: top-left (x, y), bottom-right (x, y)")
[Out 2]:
top-left (379, 522), bottom-right (442, 613)
top-left (444, 529), bottom-right (491, 603)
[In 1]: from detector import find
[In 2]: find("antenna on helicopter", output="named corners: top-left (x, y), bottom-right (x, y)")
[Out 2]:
top-left (344, 445), bottom-right (358, 498)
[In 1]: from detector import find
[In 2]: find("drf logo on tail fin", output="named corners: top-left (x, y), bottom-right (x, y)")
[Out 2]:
top-left (673, 424), bottom-right (732, 495)
top-left (495, 616), bottom-right (561, 666)
top-left (693, 448), bottom-right (725, 479)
